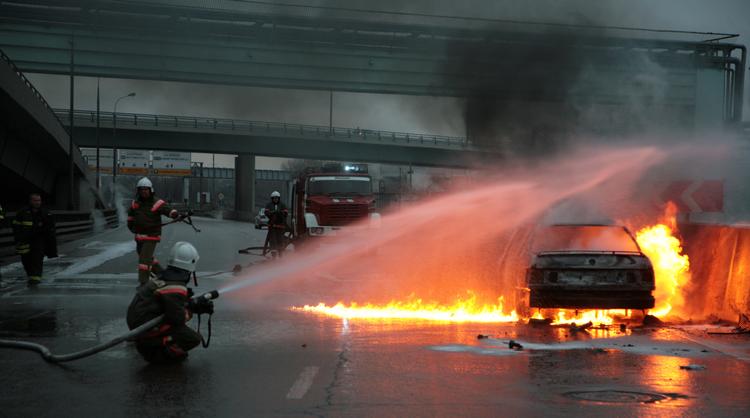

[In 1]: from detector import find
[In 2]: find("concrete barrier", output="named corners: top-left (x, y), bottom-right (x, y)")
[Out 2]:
top-left (0, 209), bottom-right (118, 258)
top-left (680, 223), bottom-right (750, 321)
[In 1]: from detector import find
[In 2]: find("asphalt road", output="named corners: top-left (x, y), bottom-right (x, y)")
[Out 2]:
top-left (1, 218), bottom-right (749, 417)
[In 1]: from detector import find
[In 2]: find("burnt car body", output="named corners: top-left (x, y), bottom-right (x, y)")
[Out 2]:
top-left (526, 224), bottom-right (655, 310)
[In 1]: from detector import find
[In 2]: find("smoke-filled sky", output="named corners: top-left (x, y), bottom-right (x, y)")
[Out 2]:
top-left (26, 0), bottom-right (750, 167)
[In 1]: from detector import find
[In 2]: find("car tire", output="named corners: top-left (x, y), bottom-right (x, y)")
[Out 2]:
top-left (255, 224), bottom-right (260, 229)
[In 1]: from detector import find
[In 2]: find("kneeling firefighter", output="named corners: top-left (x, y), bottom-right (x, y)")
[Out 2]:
top-left (127, 242), bottom-right (213, 364)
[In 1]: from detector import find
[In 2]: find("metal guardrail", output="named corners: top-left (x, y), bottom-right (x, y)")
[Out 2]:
top-left (0, 49), bottom-right (67, 130)
top-left (0, 209), bottom-right (118, 258)
top-left (54, 109), bottom-right (469, 148)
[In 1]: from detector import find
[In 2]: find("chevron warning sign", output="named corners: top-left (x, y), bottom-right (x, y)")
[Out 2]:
top-left (659, 180), bottom-right (724, 213)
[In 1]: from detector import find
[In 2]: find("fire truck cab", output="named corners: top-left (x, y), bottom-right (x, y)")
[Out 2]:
top-left (289, 163), bottom-right (381, 241)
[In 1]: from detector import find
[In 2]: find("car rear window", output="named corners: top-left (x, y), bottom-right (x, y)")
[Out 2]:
top-left (532, 225), bottom-right (640, 253)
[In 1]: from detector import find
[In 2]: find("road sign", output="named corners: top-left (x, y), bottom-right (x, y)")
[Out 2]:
top-left (152, 151), bottom-right (191, 176)
top-left (118, 150), bottom-right (149, 175)
top-left (79, 148), bottom-right (114, 173)
top-left (659, 180), bottom-right (724, 213)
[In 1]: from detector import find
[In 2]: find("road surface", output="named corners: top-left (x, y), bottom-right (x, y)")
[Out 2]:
top-left (1, 218), bottom-right (749, 417)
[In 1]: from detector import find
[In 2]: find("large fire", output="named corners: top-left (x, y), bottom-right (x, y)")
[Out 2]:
top-left (293, 206), bottom-right (690, 326)
top-left (635, 205), bottom-right (690, 318)
top-left (293, 292), bottom-right (519, 323)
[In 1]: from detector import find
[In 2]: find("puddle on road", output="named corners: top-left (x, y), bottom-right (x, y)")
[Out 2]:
top-left (0, 310), bottom-right (58, 335)
top-left (428, 333), bottom-right (715, 359)
top-left (562, 390), bottom-right (689, 404)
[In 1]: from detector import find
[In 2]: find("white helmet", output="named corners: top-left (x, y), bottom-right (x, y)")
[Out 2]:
top-left (136, 177), bottom-right (153, 191)
top-left (271, 191), bottom-right (281, 198)
top-left (168, 242), bottom-right (200, 273)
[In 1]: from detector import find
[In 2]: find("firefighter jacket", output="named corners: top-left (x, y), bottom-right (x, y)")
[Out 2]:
top-left (12, 207), bottom-right (57, 257)
top-left (264, 201), bottom-right (288, 229)
top-left (127, 195), bottom-right (177, 242)
top-left (127, 267), bottom-right (192, 330)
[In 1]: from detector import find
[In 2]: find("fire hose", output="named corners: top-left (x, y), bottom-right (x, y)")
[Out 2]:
top-left (238, 228), bottom-right (293, 256)
top-left (162, 210), bottom-right (201, 233)
top-left (0, 290), bottom-right (219, 363)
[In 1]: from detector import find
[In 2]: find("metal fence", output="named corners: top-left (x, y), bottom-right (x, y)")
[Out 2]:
top-left (54, 109), bottom-right (469, 148)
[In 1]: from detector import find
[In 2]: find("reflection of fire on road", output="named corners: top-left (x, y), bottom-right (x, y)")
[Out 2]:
top-left (293, 204), bottom-right (691, 326)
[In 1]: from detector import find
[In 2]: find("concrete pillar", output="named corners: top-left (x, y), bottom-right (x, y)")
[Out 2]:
top-left (234, 153), bottom-right (255, 221)
top-left (54, 174), bottom-right (80, 210)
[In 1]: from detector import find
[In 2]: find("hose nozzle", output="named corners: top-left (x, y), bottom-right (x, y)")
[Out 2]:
top-left (199, 290), bottom-right (220, 301)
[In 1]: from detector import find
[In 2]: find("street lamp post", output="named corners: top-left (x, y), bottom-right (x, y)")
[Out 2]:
top-left (95, 78), bottom-right (100, 192)
top-left (112, 92), bottom-right (135, 206)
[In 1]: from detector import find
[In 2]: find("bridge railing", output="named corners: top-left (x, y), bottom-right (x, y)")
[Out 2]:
top-left (55, 109), bottom-right (469, 148)
top-left (1, 49), bottom-right (66, 128)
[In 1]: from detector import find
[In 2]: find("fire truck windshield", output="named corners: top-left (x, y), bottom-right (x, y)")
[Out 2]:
top-left (308, 176), bottom-right (371, 195)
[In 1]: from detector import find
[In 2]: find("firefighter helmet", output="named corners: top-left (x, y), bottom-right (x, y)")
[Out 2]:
top-left (168, 242), bottom-right (200, 273)
top-left (271, 191), bottom-right (281, 198)
top-left (136, 177), bottom-right (153, 191)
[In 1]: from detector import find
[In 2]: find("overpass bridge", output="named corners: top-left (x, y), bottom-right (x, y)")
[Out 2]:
top-left (57, 109), bottom-right (486, 168)
top-left (0, 49), bottom-right (100, 210)
top-left (0, 0), bottom-right (744, 125)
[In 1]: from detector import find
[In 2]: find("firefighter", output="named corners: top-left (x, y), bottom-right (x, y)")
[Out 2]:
top-left (264, 191), bottom-right (288, 258)
top-left (127, 177), bottom-right (179, 285)
top-left (127, 242), bottom-right (204, 364)
top-left (12, 193), bottom-right (57, 287)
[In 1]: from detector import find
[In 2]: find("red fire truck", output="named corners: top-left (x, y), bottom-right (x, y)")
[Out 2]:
top-left (289, 163), bottom-right (381, 241)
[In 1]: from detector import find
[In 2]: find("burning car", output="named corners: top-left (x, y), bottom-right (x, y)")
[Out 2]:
top-left (526, 224), bottom-right (655, 310)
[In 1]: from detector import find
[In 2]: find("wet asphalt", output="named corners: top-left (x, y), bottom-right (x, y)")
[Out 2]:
top-left (1, 218), bottom-right (749, 417)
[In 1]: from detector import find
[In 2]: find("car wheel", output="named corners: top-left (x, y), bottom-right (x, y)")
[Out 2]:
top-left (255, 224), bottom-right (260, 229)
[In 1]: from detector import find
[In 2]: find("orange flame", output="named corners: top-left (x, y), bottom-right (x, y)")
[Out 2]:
top-left (294, 204), bottom-right (690, 325)
top-left (544, 310), bottom-right (629, 326)
top-left (292, 292), bottom-right (519, 323)
top-left (635, 203), bottom-right (690, 317)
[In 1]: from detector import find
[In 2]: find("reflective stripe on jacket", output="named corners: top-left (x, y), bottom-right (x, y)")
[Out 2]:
top-left (127, 196), bottom-right (173, 237)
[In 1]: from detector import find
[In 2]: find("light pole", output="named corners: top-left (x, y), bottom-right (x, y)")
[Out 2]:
top-left (111, 92), bottom-right (135, 205)
top-left (95, 78), bottom-right (100, 192)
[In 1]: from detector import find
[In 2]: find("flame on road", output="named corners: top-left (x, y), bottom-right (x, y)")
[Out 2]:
top-left (293, 292), bottom-right (519, 323)
top-left (543, 310), bottom-right (628, 326)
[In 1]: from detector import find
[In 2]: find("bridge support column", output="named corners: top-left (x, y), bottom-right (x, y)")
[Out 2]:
top-left (54, 174), bottom-right (80, 210)
top-left (234, 153), bottom-right (255, 221)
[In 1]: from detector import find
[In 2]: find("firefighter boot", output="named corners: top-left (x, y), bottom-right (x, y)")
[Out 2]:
top-left (27, 276), bottom-right (41, 288)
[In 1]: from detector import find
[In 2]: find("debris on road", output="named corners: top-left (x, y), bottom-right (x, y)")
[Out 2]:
top-left (569, 321), bottom-right (593, 332)
top-left (477, 334), bottom-right (490, 339)
top-left (707, 327), bottom-right (750, 335)
top-left (642, 315), bottom-right (664, 327)
top-left (508, 340), bottom-right (523, 350)
top-left (680, 364), bottom-right (707, 371)
top-left (528, 318), bottom-right (552, 327)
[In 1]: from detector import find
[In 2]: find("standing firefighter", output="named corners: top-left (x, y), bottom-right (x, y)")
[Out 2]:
top-left (127, 177), bottom-right (179, 284)
top-left (265, 191), bottom-right (288, 258)
top-left (127, 242), bottom-right (206, 364)
top-left (12, 194), bottom-right (57, 287)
